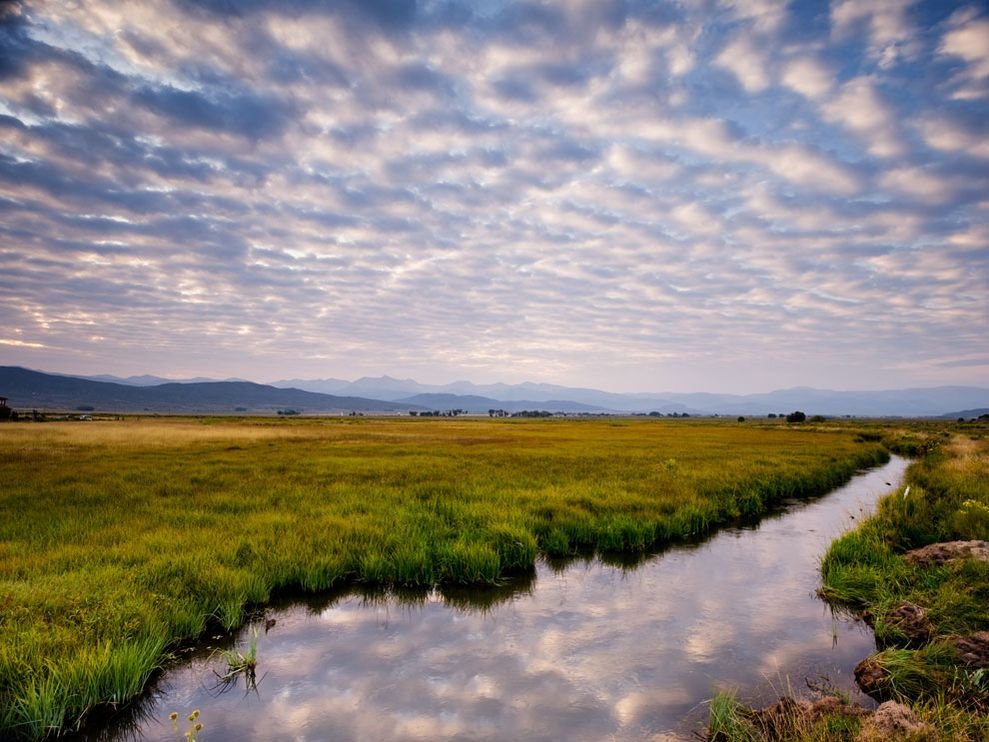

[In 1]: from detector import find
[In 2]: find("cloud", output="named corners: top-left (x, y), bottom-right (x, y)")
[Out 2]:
top-left (780, 56), bottom-right (834, 99)
top-left (831, 0), bottom-right (920, 68)
top-left (939, 9), bottom-right (989, 99)
top-left (714, 32), bottom-right (770, 93)
top-left (879, 166), bottom-right (958, 203)
top-left (917, 112), bottom-right (989, 158)
top-left (0, 0), bottom-right (985, 392)
top-left (821, 76), bottom-right (903, 157)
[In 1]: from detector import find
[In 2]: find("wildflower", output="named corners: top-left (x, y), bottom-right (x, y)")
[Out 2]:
top-left (170, 712), bottom-right (178, 721)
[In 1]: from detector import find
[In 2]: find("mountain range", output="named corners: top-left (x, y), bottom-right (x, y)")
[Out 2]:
top-left (271, 375), bottom-right (989, 417)
top-left (0, 367), bottom-right (418, 414)
top-left (2, 366), bottom-right (987, 417)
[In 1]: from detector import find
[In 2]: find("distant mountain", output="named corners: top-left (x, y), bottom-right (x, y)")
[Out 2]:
top-left (943, 408), bottom-right (989, 419)
top-left (396, 393), bottom-right (611, 414)
top-left (83, 373), bottom-right (247, 386)
top-left (271, 376), bottom-right (989, 417)
top-left (272, 375), bottom-right (433, 401)
top-left (0, 367), bottom-right (421, 413)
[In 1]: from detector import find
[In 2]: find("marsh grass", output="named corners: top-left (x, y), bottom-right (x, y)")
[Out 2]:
top-left (0, 416), bottom-right (888, 737)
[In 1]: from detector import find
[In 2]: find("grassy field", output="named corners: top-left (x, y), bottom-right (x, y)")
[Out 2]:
top-left (0, 416), bottom-right (888, 737)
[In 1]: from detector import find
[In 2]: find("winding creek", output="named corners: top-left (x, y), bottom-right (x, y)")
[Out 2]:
top-left (89, 456), bottom-right (909, 741)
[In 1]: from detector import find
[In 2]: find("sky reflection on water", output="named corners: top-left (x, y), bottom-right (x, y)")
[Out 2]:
top-left (99, 456), bottom-right (908, 741)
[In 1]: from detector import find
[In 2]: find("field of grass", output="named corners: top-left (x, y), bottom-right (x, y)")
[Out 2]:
top-left (0, 416), bottom-right (888, 737)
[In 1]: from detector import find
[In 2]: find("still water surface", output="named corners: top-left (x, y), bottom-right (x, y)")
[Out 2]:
top-left (99, 456), bottom-right (908, 741)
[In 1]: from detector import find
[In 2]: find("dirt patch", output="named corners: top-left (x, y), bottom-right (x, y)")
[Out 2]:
top-left (741, 695), bottom-right (869, 740)
top-left (904, 540), bottom-right (989, 567)
top-left (949, 631), bottom-right (989, 668)
top-left (856, 701), bottom-right (932, 741)
top-left (882, 601), bottom-right (933, 647)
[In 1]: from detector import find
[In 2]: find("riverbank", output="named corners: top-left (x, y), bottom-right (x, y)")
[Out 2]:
top-left (709, 421), bottom-right (989, 740)
top-left (0, 417), bottom-right (888, 738)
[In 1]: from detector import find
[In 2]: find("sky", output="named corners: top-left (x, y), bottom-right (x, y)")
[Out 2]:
top-left (0, 0), bottom-right (986, 394)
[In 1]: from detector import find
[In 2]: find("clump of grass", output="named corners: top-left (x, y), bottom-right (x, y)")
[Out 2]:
top-left (214, 626), bottom-right (258, 686)
top-left (708, 690), bottom-right (761, 742)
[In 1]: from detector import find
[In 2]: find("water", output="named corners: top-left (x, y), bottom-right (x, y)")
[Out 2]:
top-left (92, 456), bottom-right (908, 741)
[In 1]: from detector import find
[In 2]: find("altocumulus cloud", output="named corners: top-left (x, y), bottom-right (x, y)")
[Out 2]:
top-left (0, 0), bottom-right (986, 392)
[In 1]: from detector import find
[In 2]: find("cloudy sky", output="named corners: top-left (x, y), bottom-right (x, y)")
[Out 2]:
top-left (0, 0), bottom-right (986, 393)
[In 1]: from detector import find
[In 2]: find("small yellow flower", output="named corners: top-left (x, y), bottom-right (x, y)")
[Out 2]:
top-left (195, 723), bottom-right (204, 731)
top-left (169, 711), bottom-right (178, 721)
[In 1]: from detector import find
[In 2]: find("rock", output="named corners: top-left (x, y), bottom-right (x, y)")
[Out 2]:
top-left (904, 540), bottom-right (989, 567)
top-left (854, 656), bottom-right (888, 698)
top-left (882, 601), bottom-right (933, 647)
top-left (948, 631), bottom-right (989, 668)
top-left (856, 701), bottom-right (932, 740)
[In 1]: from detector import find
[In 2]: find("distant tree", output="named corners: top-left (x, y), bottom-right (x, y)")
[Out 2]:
top-left (767, 413), bottom-right (777, 419)
top-left (786, 411), bottom-right (807, 423)
top-left (737, 416), bottom-right (745, 422)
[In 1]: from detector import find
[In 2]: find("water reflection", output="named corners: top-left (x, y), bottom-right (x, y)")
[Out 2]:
top-left (82, 457), bottom-right (908, 741)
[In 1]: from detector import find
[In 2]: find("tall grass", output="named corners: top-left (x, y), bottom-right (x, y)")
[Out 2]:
top-left (0, 416), bottom-right (887, 738)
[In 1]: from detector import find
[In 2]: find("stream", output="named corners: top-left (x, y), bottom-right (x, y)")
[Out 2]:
top-left (91, 455), bottom-right (909, 741)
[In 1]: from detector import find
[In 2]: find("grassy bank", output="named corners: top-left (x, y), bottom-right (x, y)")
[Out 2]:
top-left (709, 421), bottom-right (989, 741)
top-left (818, 424), bottom-right (989, 738)
top-left (0, 417), bottom-right (886, 737)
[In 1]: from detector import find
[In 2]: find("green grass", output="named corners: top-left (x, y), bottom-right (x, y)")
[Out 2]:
top-left (708, 690), bottom-right (762, 742)
top-left (0, 416), bottom-right (888, 737)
